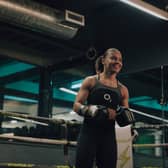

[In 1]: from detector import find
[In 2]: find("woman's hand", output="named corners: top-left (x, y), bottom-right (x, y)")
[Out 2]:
top-left (107, 108), bottom-right (117, 120)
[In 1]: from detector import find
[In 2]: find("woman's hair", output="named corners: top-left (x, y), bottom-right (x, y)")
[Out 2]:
top-left (95, 48), bottom-right (121, 73)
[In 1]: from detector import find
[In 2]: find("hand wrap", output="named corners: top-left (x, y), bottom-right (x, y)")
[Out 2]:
top-left (78, 105), bottom-right (108, 119)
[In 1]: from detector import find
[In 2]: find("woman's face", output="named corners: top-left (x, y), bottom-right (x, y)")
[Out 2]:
top-left (102, 51), bottom-right (123, 74)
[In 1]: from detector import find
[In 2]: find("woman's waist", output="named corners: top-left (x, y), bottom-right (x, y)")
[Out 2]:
top-left (82, 118), bottom-right (115, 132)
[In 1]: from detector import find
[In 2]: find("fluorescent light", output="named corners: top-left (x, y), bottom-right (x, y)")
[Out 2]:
top-left (71, 83), bottom-right (82, 89)
top-left (120, 0), bottom-right (168, 21)
top-left (59, 87), bottom-right (77, 95)
top-left (71, 79), bottom-right (83, 89)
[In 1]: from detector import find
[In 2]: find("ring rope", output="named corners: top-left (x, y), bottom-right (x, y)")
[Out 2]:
top-left (133, 143), bottom-right (168, 148)
top-left (0, 110), bottom-right (81, 125)
top-left (0, 134), bottom-right (77, 146)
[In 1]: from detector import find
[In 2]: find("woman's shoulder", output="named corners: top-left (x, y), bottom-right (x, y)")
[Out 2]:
top-left (84, 75), bottom-right (97, 81)
top-left (83, 75), bottom-right (97, 88)
top-left (118, 81), bottom-right (129, 97)
top-left (118, 81), bottom-right (128, 92)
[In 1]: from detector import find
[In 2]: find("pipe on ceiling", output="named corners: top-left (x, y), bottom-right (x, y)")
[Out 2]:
top-left (0, 0), bottom-right (85, 40)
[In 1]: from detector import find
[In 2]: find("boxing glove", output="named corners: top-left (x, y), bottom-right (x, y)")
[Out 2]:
top-left (78, 105), bottom-right (108, 118)
top-left (116, 106), bottom-right (135, 127)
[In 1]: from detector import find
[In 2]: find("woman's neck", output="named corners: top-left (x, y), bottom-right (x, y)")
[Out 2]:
top-left (101, 71), bottom-right (117, 80)
top-left (99, 72), bottom-right (118, 88)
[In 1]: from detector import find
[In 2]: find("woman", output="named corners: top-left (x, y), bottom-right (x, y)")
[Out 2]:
top-left (73, 48), bottom-right (129, 168)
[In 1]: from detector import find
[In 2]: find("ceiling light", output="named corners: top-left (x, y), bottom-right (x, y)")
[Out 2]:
top-left (71, 79), bottom-right (83, 89)
top-left (71, 83), bottom-right (82, 89)
top-left (59, 87), bottom-right (77, 95)
top-left (120, 0), bottom-right (168, 21)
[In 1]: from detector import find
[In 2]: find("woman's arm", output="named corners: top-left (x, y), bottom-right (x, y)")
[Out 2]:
top-left (73, 76), bottom-right (93, 113)
top-left (120, 84), bottom-right (129, 108)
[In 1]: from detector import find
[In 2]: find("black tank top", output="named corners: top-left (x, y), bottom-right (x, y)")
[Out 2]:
top-left (83, 76), bottom-right (122, 132)
top-left (87, 76), bottom-right (122, 108)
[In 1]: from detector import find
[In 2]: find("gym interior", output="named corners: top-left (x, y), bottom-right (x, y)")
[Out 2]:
top-left (0, 0), bottom-right (168, 167)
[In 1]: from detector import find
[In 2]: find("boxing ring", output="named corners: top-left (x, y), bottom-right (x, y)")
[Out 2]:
top-left (0, 110), bottom-right (168, 168)
top-left (0, 126), bottom-right (133, 168)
